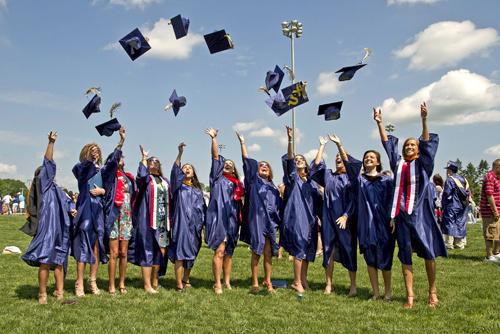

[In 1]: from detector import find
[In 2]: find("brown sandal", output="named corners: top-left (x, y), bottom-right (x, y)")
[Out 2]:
top-left (53, 290), bottom-right (64, 301)
top-left (88, 278), bottom-right (101, 295)
top-left (38, 293), bottom-right (48, 305)
top-left (404, 296), bottom-right (414, 309)
top-left (75, 282), bottom-right (85, 298)
top-left (428, 291), bottom-right (439, 308)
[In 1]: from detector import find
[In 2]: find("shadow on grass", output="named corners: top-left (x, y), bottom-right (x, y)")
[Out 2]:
top-left (447, 253), bottom-right (484, 261)
top-left (15, 284), bottom-right (39, 300)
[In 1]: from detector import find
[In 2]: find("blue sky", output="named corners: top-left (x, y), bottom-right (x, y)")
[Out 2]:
top-left (0, 0), bottom-right (499, 190)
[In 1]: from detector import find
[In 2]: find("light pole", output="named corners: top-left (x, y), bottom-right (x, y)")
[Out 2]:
top-left (281, 20), bottom-right (303, 155)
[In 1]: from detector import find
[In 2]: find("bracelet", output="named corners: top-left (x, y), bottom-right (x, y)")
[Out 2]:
top-left (288, 140), bottom-right (293, 143)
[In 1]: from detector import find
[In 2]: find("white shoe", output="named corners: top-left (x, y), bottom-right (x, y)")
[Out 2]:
top-left (484, 256), bottom-right (500, 264)
top-left (493, 253), bottom-right (500, 260)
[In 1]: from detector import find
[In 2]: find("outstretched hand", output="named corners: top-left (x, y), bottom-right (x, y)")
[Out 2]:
top-left (48, 131), bottom-right (57, 143)
top-left (178, 142), bottom-right (186, 153)
top-left (205, 128), bottom-right (218, 139)
top-left (235, 132), bottom-right (245, 144)
top-left (328, 133), bottom-right (341, 146)
top-left (139, 145), bottom-right (149, 160)
top-left (286, 125), bottom-right (293, 139)
top-left (420, 102), bottom-right (428, 119)
top-left (319, 136), bottom-right (328, 146)
top-left (118, 127), bottom-right (126, 141)
top-left (373, 108), bottom-right (382, 123)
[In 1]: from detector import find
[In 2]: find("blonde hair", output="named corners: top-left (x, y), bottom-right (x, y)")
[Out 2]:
top-left (402, 137), bottom-right (419, 161)
top-left (79, 143), bottom-right (102, 165)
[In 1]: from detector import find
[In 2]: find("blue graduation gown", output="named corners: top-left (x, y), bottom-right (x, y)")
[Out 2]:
top-left (71, 148), bottom-right (122, 264)
top-left (441, 174), bottom-right (468, 238)
top-left (345, 156), bottom-right (395, 271)
top-left (280, 155), bottom-right (322, 262)
top-left (168, 163), bottom-right (206, 269)
top-left (22, 158), bottom-right (72, 268)
top-left (128, 164), bottom-right (169, 268)
top-left (239, 157), bottom-right (281, 256)
top-left (310, 160), bottom-right (357, 271)
top-left (205, 155), bottom-right (241, 256)
top-left (382, 134), bottom-right (447, 265)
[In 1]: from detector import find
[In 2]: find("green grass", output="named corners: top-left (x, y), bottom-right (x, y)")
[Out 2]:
top-left (0, 215), bottom-right (499, 333)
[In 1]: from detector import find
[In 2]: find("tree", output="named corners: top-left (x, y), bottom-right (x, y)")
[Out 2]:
top-left (0, 179), bottom-right (29, 197)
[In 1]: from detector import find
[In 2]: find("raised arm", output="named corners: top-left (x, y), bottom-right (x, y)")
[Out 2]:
top-left (139, 145), bottom-right (149, 167)
top-left (235, 132), bottom-right (248, 158)
top-left (45, 131), bottom-right (57, 161)
top-left (373, 108), bottom-right (388, 142)
top-left (206, 128), bottom-right (219, 160)
top-left (175, 142), bottom-right (186, 166)
top-left (420, 102), bottom-right (429, 141)
top-left (329, 133), bottom-right (348, 162)
top-left (286, 126), bottom-right (293, 159)
top-left (117, 127), bottom-right (125, 150)
top-left (314, 136), bottom-right (328, 165)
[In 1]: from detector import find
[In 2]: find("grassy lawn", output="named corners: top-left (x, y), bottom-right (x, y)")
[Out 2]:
top-left (0, 215), bottom-right (499, 333)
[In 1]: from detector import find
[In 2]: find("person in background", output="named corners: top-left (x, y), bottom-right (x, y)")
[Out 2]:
top-left (431, 174), bottom-right (444, 228)
top-left (19, 192), bottom-right (26, 214)
top-left (21, 131), bottom-right (76, 304)
top-left (480, 159), bottom-right (500, 264)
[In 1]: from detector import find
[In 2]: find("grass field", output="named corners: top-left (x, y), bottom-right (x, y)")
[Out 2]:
top-left (0, 215), bottom-right (499, 333)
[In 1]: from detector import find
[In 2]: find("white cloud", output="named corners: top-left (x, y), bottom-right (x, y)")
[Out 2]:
top-left (247, 144), bottom-right (261, 153)
top-left (105, 18), bottom-right (204, 60)
top-left (0, 0), bottom-right (7, 9)
top-left (394, 21), bottom-right (499, 70)
top-left (232, 121), bottom-right (261, 132)
top-left (379, 69), bottom-right (500, 126)
top-left (0, 163), bottom-right (16, 174)
top-left (484, 144), bottom-right (500, 157)
top-left (316, 72), bottom-right (342, 96)
top-left (302, 149), bottom-right (327, 162)
top-left (109, 0), bottom-right (160, 9)
top-left (388, 0), bottom-right (441, 5)
top-left (250, 127), bottom-right (276, 137)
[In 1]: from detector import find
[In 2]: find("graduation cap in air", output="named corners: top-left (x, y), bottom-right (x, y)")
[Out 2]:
top-left (170, 14), bottom-right (190, 39)
top-left (95, 118), bottom-right (121, 137)
top-left (119, 28), bottom-right (151, 61)
top-left (82, 94), bottom-right (101, 119)
top-left (264, 81), bottom-right (309, 117)
top-left (335, 64), bottom-right (366, 81)
top-left (265, 65), bottom-right (285, 93)
top-left (265, 91), bottom-right (289, 116)
top-left (204, 29), bottom-right (234, 54)
top-left (318, 101), bottom-right (343, 121)
top-left (164, 89), bottom-right (187, 116)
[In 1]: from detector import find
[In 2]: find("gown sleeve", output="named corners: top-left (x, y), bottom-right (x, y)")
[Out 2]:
top-left (100, 148), bottom-right (122, 183)
top-left (209, 155), bottom-right (225, 189)
top-left (72, 159), bottom-right (96, 183)
top-left (344, 155), bottom-right (363, 187)
top-left (39, 158), bottom-right (56, 194)
top-left (417, 133), bottom-right (439, 177)
top-left (309, 160), bottom-right (327, 187)
top-left (136, 163), bottom-right (150, 190)
top-left (381, 135), bottom-right (401, 173)
top-left (170, 163), bottom-right (185, 195)
top-left (243, 157), bottom-right (258, 189)
top-left (281, 154), bottom-right (296, 187)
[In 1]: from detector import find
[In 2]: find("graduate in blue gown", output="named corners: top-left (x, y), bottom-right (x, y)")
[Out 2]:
top-left (168, 142), bottom-right (206, 292)
top-left (21, 131), bottom-right (76, 304)
top-left (310, 135), bottom-right (357, 296)
top-left (332, 134), bottom-right (395, 300)
top-left (442, 162), bottom-right (469, 249)
top-left (374, 102), bottom-right (446, 308)
top-left (205, 128), bottom-right (244, 294)
top-left (72, 128), bottom-right (125, 297)
top-left (236, 132), bottom-right (281, 294)
top-left (281, 126), bottom-right (322, 294)
top-left (103, 146), bottom-right (136, 295)
top-left (128, 145), bottom-right (170, 294)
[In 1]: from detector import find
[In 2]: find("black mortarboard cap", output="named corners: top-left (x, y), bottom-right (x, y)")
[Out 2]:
top-left (204, 29), bottom-right (234, 54)
top-left (95, 118), bottom-right (121, 137)
top-left (265, 65), bottom-right (285, 93)
top-left (444, 160), bottom-right (460, 173)
top-left (169, 89), bottom-right (187, 116)
top-left (265, 91), bottom-right (290, 116)
top-left (335, 64), bottom-right (367, 81)
top-left (318, 101), bottom-right (343, 121)
top-left (171, 14), bottom-right (190, 39)
top-left (119, 28), bottom-right (151, 61)
top-left (82, 94), bottom-right (101, 119)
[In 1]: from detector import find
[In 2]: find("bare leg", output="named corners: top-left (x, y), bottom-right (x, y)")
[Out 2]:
top-left (118, 240), bottom-right (128, 291)
top-left (292, 258), bottom-right (305, 293)
top-left (367, 266), bottom-right (380, 299)
top-left (182, 268), bottom-right (192, 287)
top-left (250, 251), bottom-right (260, 289)
top-left (212, 243), bottom-right (224, 294)
top-left (223, 255), bottom-right (233, 289)
top-left (324, 252), bottom-right (334, 295)
top-left (38, 264), bottom-right (49, 304)
top-left (301, 260), bottom-right (310, 290)
top-left (108, 239), bottom-right (119, 294)
top-left (54, 265), bottom-right (64, 300)
top-left (348, 271), bottom-right (357, 297)
top-left (141, 267), bottom-right (156, 293)
top-left (425, 259), bottom-right (439, 307)
top-left (402, 264), bottom-right (414, 308)
top-left (263, 238), bottom-right (273, 292)
top-left (174, 260), bottom-right (184, 290)
top-left (151, 265), bottom-right (159, 289)
top-left (89, 242), bottom-right (100, 295)
top-left (75, 262), bottom-right (86, 297)
top-left (382, 270), bottom-right (392, 300)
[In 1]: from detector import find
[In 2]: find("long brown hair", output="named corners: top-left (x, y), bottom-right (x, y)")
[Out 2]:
top-left (225, 159), bottom-right (240, 180)
top-left (295, 154), bottom-right (309, 176)
top-left (147, 156), bottom-right (164, 178)
top-left (362, 150), bottom-right (383, 173)
top-left (259, 161), bottom-right (274, 181)
top-left (79, 143), bottom-right (102, 165)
